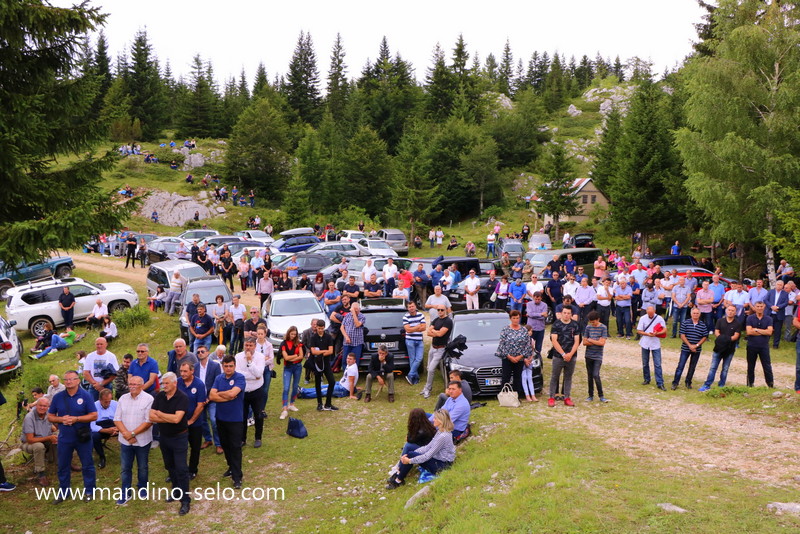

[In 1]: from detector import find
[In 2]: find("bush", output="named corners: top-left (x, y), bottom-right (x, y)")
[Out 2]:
top-left (183, 219), bottom-right (201, 230)
top-left (329, 206), bottom-right (380, 232)
top-left (483, 205), bottom-right (504, 220)
top-left (6, 364), bottom-right (52, 408)
top-left (113, 305), bottom-right (152, 329)
top-left (153, 147), bottom-right (185, 167)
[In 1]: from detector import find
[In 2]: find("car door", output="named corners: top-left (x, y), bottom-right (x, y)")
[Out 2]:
top-left (70, 283), bottom-right (99, 319)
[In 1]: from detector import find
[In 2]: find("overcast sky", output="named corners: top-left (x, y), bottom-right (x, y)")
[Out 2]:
top-left (54, 0), bottom-right (707, 87)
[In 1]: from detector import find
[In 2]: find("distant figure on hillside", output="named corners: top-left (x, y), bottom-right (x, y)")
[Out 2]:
top-left (671, 241), bottom-right (681, 255)
top-left (249, 190), bottom-right (255, 208)
top-left (185, 173), bottom-right (194, 184)
top-left (194, 211), bottom-right (200, 222)
top-left (170, 160), bottom-right (178, 170)
top-left (151, 211), bottom-right (159, 224)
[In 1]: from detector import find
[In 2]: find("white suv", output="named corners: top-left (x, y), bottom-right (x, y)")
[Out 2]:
top-left (5, 277), bottom-right (139, 337)
top-left (0, 315), bottom-right (22, 378)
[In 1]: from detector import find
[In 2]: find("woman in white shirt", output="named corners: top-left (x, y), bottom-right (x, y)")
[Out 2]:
top-left (255, 326), bottom-right (274, 418)
top-left (100, 315), bottom-right (117, 342)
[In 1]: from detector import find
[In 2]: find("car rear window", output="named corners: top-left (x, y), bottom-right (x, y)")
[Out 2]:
top-left (364, 311), bottom-right (406, 330)
top-left (385, 233), bottom-right (405, 241)
top-left (451, 317), bottom-right (505, 342)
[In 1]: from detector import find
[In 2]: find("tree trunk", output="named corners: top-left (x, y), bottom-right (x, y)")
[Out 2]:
top-left (409, 217), bottom-right (416, 244)
top-left (765, 213), bottom-right (776, 286)
top-left (554, 217), bottom-right (560, 246)
top-left (479, 184), bottom-right (484, 215)
top-left (641, 231), bottom-right (648, 254)
top-left (738, 242), bottom-right (745, 282)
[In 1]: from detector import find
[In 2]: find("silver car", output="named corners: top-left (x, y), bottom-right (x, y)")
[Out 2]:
top-left (261, 290), bottom-right (328, 352)
top-left (377, 229), bottom-right (408, 256)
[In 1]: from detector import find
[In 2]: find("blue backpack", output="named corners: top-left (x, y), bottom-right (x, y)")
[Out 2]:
top-left (286, 417), bottom-right (308, 439)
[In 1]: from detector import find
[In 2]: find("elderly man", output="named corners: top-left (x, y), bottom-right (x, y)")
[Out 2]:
top-left (150, 372), bottom-right (191, 515)
top-left (114, 375), bottom-right (153, 505)
top-left (178, 362), bottom-right (207, 479)
top-left (168, 338), bottom-right (198, 376)
top-left (671, 307), bottom-right (708, 390)
top-left (86, 299), bottom-right (108, 330)
top-left (83, 337), bottom-right (119, 401)
top-left (22, 396), bottom-right (58, 486)
top-left (46, 375), bottom-right (66, 399)
top-left (210, 355), bottom-right (246, 489)
top-left (90, 388), bottom-right (118, 469)
top-left (235, 337), bottom-right (265, 448)
top-left (341, 301), bottom-right (366, 366)
top-left (637, 306), bottom-right (667, 390)
top-left (48, 371), bottom-right (98, 503)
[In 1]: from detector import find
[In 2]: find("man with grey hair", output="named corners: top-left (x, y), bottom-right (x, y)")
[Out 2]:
top-left (178, 361), bottom-right (206, 479)
top-left (22, 396), bottom-right (57, 486)
top-left (114, 375), bottom-right (153, 505)
top-left (168, 338), bottom-right (198, 376)
top-left (150, 372), bottom-right (191, 515)
top-left (46, 375), bottom-right (65, 399)
top-left (235, 337), bottom-right (265, 447)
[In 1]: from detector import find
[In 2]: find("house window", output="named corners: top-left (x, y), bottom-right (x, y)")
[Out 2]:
top-left (591, 195), bottom-right (597, 204)
top-left (582, 195), bottom-right (588, 204)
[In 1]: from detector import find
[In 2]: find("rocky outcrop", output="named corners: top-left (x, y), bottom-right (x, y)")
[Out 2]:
top-left (584, 85), bottom-right (636, 117)
top-left (567, 104), bottom-right (582, 117)
top-left (137, 191), bottom-right (214, 226)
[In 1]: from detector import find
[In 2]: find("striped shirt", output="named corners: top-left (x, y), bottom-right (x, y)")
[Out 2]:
top-left (403, 312), bottom-right (426, 341)
top-left (583, 324), bottom-right (608, 360)
top-left (679, 319), bottom-right (707, 352)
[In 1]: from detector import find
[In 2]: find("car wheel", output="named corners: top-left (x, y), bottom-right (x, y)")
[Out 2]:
top-left (30, 317), bottom-right (54, 338)
top-left (481, 300), bottom-right (495, 309)
top-left (108, 300), bottom-right (130, 314)
top-left (54, 265), bottom-right (72, 278)
top-left (0, 281), bottom-right (13, 299)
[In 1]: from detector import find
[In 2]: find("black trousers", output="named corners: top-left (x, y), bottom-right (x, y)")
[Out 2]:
top-left (585, 358), bottom-right (604, 397)
top-left (597, 306), bottom-right (611, 328)
top-left (501, 358), bottom-right (524, 397)
top-left (242, 389), bottom-right (264, 442)
top-left (160, 432), bottom-right (191, 503)
top-left (746, 346), bottom-right (774, 387)
top-left (314, 357), bottom-right (335, 407)
top-left (125, 246), bottom-right (137, 268)
top-left (216, 419), bottom-right (243, 483)
top-left (188, 426), bottom-right (203, 475)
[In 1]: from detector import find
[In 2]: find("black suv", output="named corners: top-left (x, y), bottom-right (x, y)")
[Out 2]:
top-left (442, 309), bottom-right (543, 397)
top-left (357, 298), bottom-right (409, 373)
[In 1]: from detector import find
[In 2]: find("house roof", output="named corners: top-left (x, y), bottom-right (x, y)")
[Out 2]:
top-left (529, 177), bottom-right (596, 201)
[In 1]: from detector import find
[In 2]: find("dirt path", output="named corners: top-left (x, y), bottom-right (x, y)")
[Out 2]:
top-left (530, 336), bottom-right (800, 487)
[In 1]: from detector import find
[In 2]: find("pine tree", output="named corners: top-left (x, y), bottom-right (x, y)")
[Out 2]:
top-left (483, 53), bottom-right (499, 89)
top-left (286, 31), bottom-right (322, 125)
top-left (176, 55), bottom-right (220, 138)
top-left (0, 0), bottom-right (135, 264)
top-left (94, 31), bottom-right (112, 102)
top-left (460, 136), bottom-right (500, 213)
top-left (326, 33), bottom-right (349, 122)
top-left (283, 164), bottom-right (312, 227)
top-left (390, 122), bottom-right (442, 238)
top-left (575, 55), bottom-right (594, 90)
top-left (126, 29), bottom-right (167, 140)
top-left (543, 53), bottom-right (566, 112)
top-left (590, 107), bottom-right (622, 195)
top-left (534, 52), bottom-right (550, 94)
top-left (238, 69), bottom-right (250, 100)
top-left (485, 88), bottom-right (548, 169)
top-left (339, 126), bottom-right (392, 216)
top-left (252, 62), bottom-right (269, 99)
top-left (425, 43), bottom-right (457, 121)
top-left (537, 143), bottom-right (579, 237)
top-left (497, 40), bottom-right (514, 96)
top-left (612, 56), bottom-right (625, 82)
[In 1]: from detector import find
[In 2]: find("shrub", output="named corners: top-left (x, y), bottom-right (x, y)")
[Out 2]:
top-left (183, 219), bottom-right (201, 230)
top-left (113, 305), bottom-right (152, 329)
top-left (153, 147), bottom-right (185, 167)
top-left (483, 205), bottom-right (504, 220)
top-left (6, 364), bottom-right (52, 409)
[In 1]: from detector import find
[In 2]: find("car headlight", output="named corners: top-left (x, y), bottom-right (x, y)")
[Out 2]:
top-left (449, 362), bottom-right (475, 374)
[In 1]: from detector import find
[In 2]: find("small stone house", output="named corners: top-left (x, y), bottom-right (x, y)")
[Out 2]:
top-left (530, 178), bottom-right (610, 224)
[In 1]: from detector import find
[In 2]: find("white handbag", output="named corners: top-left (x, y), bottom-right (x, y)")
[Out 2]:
top-left (497, 383), bottom-right (520, 407)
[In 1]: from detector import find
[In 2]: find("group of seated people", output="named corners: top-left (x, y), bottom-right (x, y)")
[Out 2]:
top-left (143, 153), bottom-right (159, 163)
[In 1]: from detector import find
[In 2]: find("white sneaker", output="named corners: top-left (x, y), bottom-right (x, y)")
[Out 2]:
top-left (287, 405), bottom-right (299, 412)
top-left (247, 417), bottom-right (255, 427)
top-left (50, 349), bottom-right (58, 354)
top-left (279, 410), bottom-right (288, 420)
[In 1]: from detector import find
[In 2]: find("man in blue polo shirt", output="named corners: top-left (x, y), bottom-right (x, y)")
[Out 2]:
top-left (613, 278), bottom-right (633, 338)
top-left (709, 274), bottom-right (727, 323)
top-left (209, 355), bottom-right (245, 489)
top-left (130, 343), bottom-right (160, 394)
top-left (48, 370), bottom-right (98, 503)
top-left (178, 361), bottom-right (206, 481)
top-left (432, 380), bottom-right (470, 440)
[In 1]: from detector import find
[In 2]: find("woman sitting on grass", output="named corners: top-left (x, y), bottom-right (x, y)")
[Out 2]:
top-left (99, 315), bottom-right (117, 343)
top-left (386, 409), bottom-right (456, 489)
top-left (31, 326), bottom-right (77, 359)
top-left (401, 408), bottom-right (436, 456)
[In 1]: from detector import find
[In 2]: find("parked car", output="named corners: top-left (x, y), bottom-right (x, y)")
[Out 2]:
top-left (234, 230), bottom-right (274, 244)
top-left (524, 248), bottom-right (603, 276)
top-left (178, 276), bottom-right (233, 343)
top-left (0, 315), bottom-right (22, 379)
top-left (275, 253), bottom-right (335, 277)
top-left (261, 290), bottom-right (329, 352)
top-left (357, 298), bottom-right (409, 373)
top-left (231, 247), bottom-right (269, 264)
top-left (641, 255), bottom-right (700, 269)
top-left (442, 309), bottom-right (543, 397)
top-left (567, 233), bottom-right (595, 248)
top-left (357, 239), bottom-right (398, 257)
top-left (376, 229), bottom-right (409, 256)
top-left (6, 277), bottom-right (139, 337)
top-left (217, 241), bottom-right (263, 257)
top-left (146, 239), bottom-right (191, 264)
top-left (337, 230), bottom-right (367, 243)
top-left (178, 229), bottom-right (219, 241)
top-left (146, 260), bottom-right (208, 297)
top-left (324, 257), bottom-right (413, 288)
top-left (200, 235), bottom-right (248, 248)
top-left (497, 238), bottom-right (526, 258)
top-left (528, 233), bottom-right (552, 250)
top-left (269, 235), bottom-right (321, 254)
top-left (306, 241), bottom-right (371, 257)
top-left (0, 256), bottom-right (75, 298)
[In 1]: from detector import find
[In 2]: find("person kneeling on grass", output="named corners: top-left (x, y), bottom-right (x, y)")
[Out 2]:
top-left (386, 409), bottom-right (456, 489)
top-left (583, 311), bottom-right (609, 402)
top-left (32, 326), bottom-right (77, 360)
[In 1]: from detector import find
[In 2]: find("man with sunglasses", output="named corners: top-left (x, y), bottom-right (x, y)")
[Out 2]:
top-left (421, 307), bottom-right (453, 399)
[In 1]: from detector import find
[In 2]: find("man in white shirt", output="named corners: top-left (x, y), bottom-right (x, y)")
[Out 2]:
top-left (228, 294), bottom-right (248, 356)
top-left (636, 306), bottom-right (667, 390)
top-left (382, 258), bottom-right (398, 295)
top-left (562, 275), bottom-right (579, 299)
top-left (595, 278), bottom-right (614, 328)
top-left (425, 285), bottom-right (452, 316)
top-left (113, 375), bottom-right (153, 505)
top-left (234, 337), bottom-right (265, 448)
top-left (724, 281), bottom-right (750, 322)
top-left (526, 274), bottom-right (544, 299)
top-left (87, 299), bottom-right (108, 329)
top-left (464, 270), bottom-right (482, 310)
top-left (361, 259), bottom-right (378, 283)
top-left (83, 337), bottom-right (119, 402)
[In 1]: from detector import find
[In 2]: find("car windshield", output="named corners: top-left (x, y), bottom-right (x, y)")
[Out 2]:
top-left (177, 265), bottom-right (207, 279)
top-left (184, 285), bottom-right (230, 305)
top-left (384, 233), bottom-right (404, 241)
top-left (451, 317), bottom-right (505, 342)
top-left (368, 241), bottom-right (391, 249)
top-left (271, 298), bottom-right (323, 316)
top-left (346, 258), bottom-right (367, 271)
top-left (524, 253), bottom-right (552, 267)
top-left (363, 311), bottom-right (405, 330)
top-left (84, 280), bottom-right (105, 291)
top-left (348, 232), bottom-right (366, 240)
top-left (247, 231), bottom-right (269, 238)
top-left (223, 242), bottom-right (251, 255)
top-left (271, 239), bottom-right (286, 248)
top-left (503, 243), bottom-right (525, 254)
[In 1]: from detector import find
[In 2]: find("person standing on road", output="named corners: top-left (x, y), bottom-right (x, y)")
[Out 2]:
top-left (699, 305), bottom-right (742, 391)
top-left (671, 307), bottom-right (707, 390)
top-left (637, 306), bottom-right (667, 390)
top-left (746, 301), bottom-right (774, 388)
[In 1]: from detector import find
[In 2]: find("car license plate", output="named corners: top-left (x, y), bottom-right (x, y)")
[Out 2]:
top-left (485, 378), bottom-right (502, 386)
top-left (371, 342), bottom-right (398, 350)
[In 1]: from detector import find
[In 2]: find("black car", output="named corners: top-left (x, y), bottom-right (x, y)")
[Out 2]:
top-left (442, 309), bottom-right (544, 397)
top-left (276, 253), bottom-right (335, 277)
top-left (357, 298), bottom-right (409, 373)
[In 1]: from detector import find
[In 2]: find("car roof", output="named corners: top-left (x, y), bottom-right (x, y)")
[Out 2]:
top-left (453, 309), bottom-right (510, 318)
top-left (151, 259), bottom-right (198, 269)
top-left (280, 227), bottom-right (316, 237)
top-left (359, 298), bottom-right (407, 310)
top-left (380, 229), bottom-right (404, 234)
top-left (7, 276), bottom-right (87, 295)
top-left (270, 289), bottom-right (320, 301)
top-left (185, 276), bottom-right (229, 287)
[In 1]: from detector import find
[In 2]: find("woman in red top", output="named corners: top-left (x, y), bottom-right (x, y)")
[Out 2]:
top-left (280, 326), bottom-right (304, 419)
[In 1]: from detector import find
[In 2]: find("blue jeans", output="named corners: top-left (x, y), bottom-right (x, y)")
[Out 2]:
top-left (120, 443), bottom-right (149, 500)
top-left (201, 402), bottom-right (220, 447)
top-left (406, 339), bottom-right (425, 384)
top-left (509, 300), bottom-right (524, 312)
top-left (193, 335), bottom-right (212, 353)
top-left (486, 243), bottom-right (495, 258)
top-left (672, 349), bottom-right (701, 387)
top-left (57, 437), bottom-right (95, 493)
top-left (616, 306), bottom-right (632, 336)
top-left (530, 330), bottom-right (545, 354)
top-left (795, 341), bottom-right (800, 391)
top-left (641, 348), bottom-right (663, 386)
top-left (260, 370), bottom-right (272, 412)
top-left (37, 334), bottom-right (68, 358)
top-left (703, 350), bottom-right (735, 388)
top-left (395, 449), bottom-right (451, 482)
top-left (282, 363), bottom-right (302, 407)
top-left (671, 306), bottom-right (688, 336)
top-left (342, 344), bottom-right (364, 366)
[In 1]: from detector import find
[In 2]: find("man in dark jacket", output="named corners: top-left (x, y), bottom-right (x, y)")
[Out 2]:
top-left (364, 345), bottom-right (395, 403)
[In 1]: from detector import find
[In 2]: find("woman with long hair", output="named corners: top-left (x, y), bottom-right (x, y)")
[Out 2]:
top-left (279, 326), bottom-right (303, 420)
top-left (386, 409), bottom-right (456, 489)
